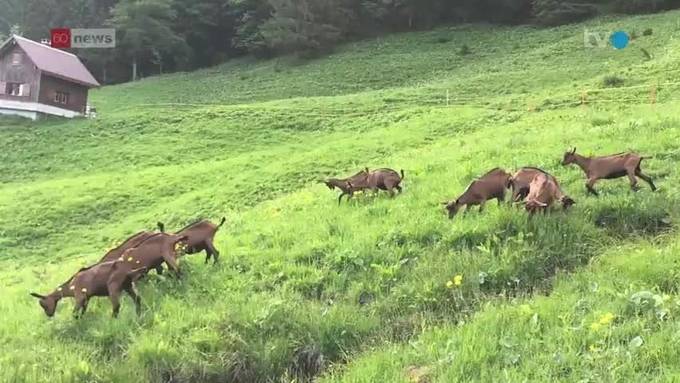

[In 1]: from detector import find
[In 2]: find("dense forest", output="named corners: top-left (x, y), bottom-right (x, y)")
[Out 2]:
top-left (1, 0), bottom-right (679, 84)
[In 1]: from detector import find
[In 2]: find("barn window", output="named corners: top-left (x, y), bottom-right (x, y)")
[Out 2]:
top-left (7, 82), bottom-right (21, 96)
top-left (11, 53), bottom-right (22, 65)
top-left (55, 91), bottom-right (69, 104)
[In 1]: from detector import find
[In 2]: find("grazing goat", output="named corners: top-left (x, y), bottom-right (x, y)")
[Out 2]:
top-left (349, 168), bottom-right (405, 197)
top-left (442, 168), bottom-right (512, 219)
top-left (31, 233), bottom-right (187, 318)
top-left (30, 262), bottom-right (148, 318)
top-left (524, 173), bottom-right (576, 215)
top-left (562, 148), bottom-right (656, 196)
top-left (157, 218), bottom-right (226, 264)
top-left (323, 169), bottom-right (370, 204)
top-left (509, 167), bottom-right (574, 210)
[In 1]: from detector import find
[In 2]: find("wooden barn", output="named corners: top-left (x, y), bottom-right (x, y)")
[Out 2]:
top-left (0, 35), bottom-right (100, 120)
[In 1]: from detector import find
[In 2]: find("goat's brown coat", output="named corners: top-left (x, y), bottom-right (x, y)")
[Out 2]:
top-left (443, 168), bottom-right (512, 219)
top-left (99, 231), bottom-right (156, 263)
top-left (523, 173), bottom-right (575, 214)
top-left (562, 148), bottom-right (656, 195)
top-left (324, 169), bottom-right (370, 204)
top-left (350, 168), bottom-right (405, 197)
top-left (165, 218), bottom-right (226, 264)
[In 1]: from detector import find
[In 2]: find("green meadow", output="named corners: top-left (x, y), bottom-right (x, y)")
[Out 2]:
top-left (2, 10), bottom-right (680, 382)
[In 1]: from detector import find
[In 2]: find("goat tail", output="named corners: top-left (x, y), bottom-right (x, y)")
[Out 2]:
top-left (217, 217), bottom-right (226, 229)
top-left (157, 221), bottom-right (165, 233)
top-left (400, 169), bottom-right (405, 180)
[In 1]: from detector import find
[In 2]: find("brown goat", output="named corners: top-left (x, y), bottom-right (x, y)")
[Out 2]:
top-left (120, 233), bottom-right (189, 277)
top-left (30, 262), bottom-right (148, 318)
top-left (442, 168), bottom-right (512, 219)
top-left (524, 173), bottom-right (576, 215)
top-left (562, 148), bottom-right (656, 196)
top-left (30, 233), bottom-right (187, 318)
top-left (323, 169), bottom-right (370, 204)
top-left (157, 218), bottom-right (226, 264)
top-left (349, 168), bottom-right (405, 197)
top-left (509, 167), bottom-right (574, 210)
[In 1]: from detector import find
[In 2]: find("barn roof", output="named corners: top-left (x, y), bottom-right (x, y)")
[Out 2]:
top-left (0, 35), bottom-right (100, 88)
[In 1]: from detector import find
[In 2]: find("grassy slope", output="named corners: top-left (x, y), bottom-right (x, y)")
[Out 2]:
top-left (2, 11), bottom-right (680, 383)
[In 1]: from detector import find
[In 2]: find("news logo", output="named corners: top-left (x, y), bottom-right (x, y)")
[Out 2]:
top-left (50, 28), bottom-right (116, 49)
top-left (51, 28), bottom-right (71, 48)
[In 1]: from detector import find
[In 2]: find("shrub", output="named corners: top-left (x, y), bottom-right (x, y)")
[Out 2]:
top-left (602, 75), bottom-right (625, 88)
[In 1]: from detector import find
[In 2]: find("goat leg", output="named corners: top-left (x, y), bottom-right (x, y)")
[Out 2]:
top-left (73, 293), bottom-right (87, 319)
top-left (206, 240), bottom-right (220, 264)
top-left (627, 170), bottom-right (640, 192)
top-left (337, 193), bottom-right (346, 205)
top-left (125, 284), bottom-right (142, 316)
top-left (636, 170), bottom-right (657, 191)
top-left (586, 179), bottom-right (599, 196)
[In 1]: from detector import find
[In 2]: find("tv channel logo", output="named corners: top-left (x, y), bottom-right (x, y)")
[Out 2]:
top-left (584, 29), bottom-right (630, 50)
top-left (51, 28), bottom-right (116, 49)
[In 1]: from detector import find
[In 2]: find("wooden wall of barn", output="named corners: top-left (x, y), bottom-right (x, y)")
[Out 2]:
top-left (0, 43), bottom-right (40, 103)
top-left (38, 74), bottom-right (89, 113)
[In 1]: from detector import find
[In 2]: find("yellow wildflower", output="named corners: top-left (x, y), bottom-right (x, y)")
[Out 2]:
top-left (453, 275), bottom-right (463, 286)
top-left (590, 322), bottom-right (602, 331)
top-left (598, 312), bottom-right (615, 326)
top-left (446, 280), bottom-right (454, 288)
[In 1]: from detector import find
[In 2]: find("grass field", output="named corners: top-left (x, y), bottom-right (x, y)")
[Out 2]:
top-left (2, 10), bottom-right (680, 383)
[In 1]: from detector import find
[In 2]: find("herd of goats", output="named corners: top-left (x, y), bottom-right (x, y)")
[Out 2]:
top-left (30, 148), bottom-right (657, 319)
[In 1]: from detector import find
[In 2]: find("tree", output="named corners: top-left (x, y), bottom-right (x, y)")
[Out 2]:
top-left (110, 0), bottom-right (189, 81)
top-left (259, 0), bottom-right (356, 55)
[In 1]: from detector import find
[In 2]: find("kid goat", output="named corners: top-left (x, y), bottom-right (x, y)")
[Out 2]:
top-left (562, 148), bottom-right (656, 196)
top-left (157, 217), bottom-right (226, 264)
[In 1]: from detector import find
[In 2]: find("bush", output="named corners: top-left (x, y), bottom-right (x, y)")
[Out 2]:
top-left (532, 0), bottom-right (598, 26)
top-left (602, 75), bottom-right (625, 87)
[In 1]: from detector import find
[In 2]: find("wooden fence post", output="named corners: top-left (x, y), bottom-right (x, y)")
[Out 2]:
top-left (581, 89), bottom-right (588, 108)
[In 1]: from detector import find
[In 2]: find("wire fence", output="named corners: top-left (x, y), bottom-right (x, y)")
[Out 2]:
top-left (109, 77), bottom-right (680, 118)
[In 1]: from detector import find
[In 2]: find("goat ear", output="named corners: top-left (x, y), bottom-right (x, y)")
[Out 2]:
top-left (157, 222), bottom-right (165, 232)
top-left (30, 292), bottom-right (46, 299)
top-left (364, 167), bottom-right (369, 173)
top-left (571, 147), bottom-right (577, 154)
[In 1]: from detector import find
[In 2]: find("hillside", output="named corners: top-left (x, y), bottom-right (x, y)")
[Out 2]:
top-left (2, 11), bottom-right (680, 382)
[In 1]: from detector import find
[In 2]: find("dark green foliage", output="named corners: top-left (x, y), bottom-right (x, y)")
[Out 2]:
top-left (1, 0), bottom-right (679, 84)
top-left (602, 74), bottom-right (625, 87)
top-left (532, 0), bottom-right (598, 26)
top-left (644, 27), bottom-right (654, 35)
top-left (612, 0), bottom-right (680, 14)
